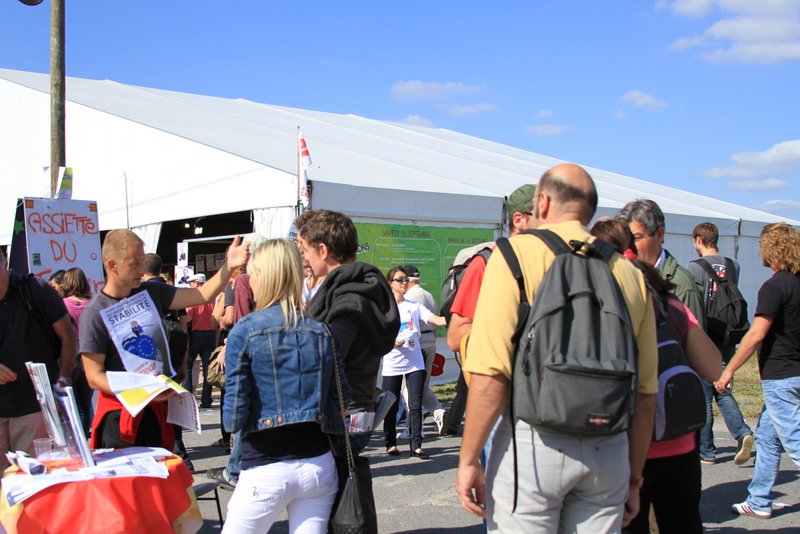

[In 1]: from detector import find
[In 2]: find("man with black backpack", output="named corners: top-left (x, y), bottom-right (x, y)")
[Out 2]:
top-left (688, 222), bottom-right (753, 466)
top-left (456, 164), bottom-right (658, 532)
top-left (0, 248), bottom-right (77, 471)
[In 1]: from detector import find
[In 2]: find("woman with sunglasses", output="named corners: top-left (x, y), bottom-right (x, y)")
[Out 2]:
top-left (382, 267), bottom-right (446, 459)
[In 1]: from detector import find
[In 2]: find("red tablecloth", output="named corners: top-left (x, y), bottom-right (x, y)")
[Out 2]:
top-left (1, 455), bottom-right (202, 534)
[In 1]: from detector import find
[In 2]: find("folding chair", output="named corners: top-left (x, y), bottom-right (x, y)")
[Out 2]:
top-left (193, 481), bottom-right (224, 525)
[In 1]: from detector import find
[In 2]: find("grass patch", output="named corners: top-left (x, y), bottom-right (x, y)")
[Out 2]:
top-left (431, 381), bottom-right (458, 403)
top-left (723, 354), bottom-right (763, 422)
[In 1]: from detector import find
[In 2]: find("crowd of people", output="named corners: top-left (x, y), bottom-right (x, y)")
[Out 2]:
top-left (1, 162), bottom-right (799, 532)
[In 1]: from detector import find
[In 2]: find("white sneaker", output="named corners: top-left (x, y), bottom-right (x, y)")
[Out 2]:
top-left (434, 409), bottom-right (447, 436)
top-left (731, 501), bottom-right (771, 519)
top-left (396, 428), bottom-right (424, 440)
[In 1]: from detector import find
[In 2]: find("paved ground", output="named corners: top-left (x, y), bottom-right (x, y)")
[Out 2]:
top-left (184, 401), bottom-right (798, 533)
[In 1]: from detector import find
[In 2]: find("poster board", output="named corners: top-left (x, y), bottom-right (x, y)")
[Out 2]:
top-left (9, 197), bottom-right (104, 294)
top-left (354, 222), bottom-right (494, 309)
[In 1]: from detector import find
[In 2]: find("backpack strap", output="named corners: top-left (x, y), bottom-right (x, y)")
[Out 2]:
top-left (587, 238), bottom-right (618, 262)
top-left (695, 258), bottom-right (723, 284)
top-left (519, 228), bottom-right (572, 256)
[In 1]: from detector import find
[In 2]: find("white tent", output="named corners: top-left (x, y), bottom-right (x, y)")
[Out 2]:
top-left (1, 68), bottom-right (796, 308)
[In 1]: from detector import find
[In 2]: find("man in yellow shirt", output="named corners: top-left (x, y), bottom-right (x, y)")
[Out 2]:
top-left (455, 163), bottom-right (658, 532)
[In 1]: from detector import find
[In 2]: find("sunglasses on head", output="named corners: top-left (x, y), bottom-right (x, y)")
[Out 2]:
top-left (391, 276), bottom-right (410, 283)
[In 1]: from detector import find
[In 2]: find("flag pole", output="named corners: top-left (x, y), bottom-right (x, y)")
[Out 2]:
top-left (296, 126), bottom-right (301, 218)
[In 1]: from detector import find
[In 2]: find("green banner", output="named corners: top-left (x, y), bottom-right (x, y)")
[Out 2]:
top-left (354, 222), bottom-right (494, 309)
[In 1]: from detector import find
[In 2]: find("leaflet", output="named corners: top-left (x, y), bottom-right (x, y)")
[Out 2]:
top-left (106, 372), bottom-right (200, 432)
top-left (1, 456), bottom-right (168, 506)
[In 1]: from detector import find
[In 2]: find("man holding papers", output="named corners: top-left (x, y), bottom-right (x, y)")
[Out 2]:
top-left (79, 230), bottom-right (249, 450)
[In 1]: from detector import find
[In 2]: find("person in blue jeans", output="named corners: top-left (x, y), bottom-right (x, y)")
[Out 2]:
top-left (689, 222), bottom-right (753, 465)
top-left (716, 223), bottom-right (800, 520)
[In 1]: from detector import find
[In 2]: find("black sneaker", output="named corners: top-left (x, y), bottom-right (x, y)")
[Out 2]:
top-left (206, 467), bottom-right (236, 490)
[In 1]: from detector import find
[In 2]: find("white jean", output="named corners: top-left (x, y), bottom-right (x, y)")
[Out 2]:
top-left (222, 451), bottom-right (339, 534)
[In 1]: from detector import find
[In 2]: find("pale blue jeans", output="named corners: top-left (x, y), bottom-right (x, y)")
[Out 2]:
top-left (746, 376), bottom-right (800, 513)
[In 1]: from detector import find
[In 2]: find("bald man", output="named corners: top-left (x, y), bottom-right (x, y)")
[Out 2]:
top-left (456, 164), bottom-right (658, 532)
top-left (79, 230), bottom-right (248, 451)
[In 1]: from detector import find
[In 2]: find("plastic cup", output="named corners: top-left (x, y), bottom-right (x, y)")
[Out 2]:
top-left (33, 438), bottom-right (53, 459)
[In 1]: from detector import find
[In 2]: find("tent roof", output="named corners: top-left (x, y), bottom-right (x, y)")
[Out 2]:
top-left (1, 68), bottom-right (795, 243)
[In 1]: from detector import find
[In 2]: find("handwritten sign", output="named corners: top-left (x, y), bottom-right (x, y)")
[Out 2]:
top-left (22, 197), bottom-right (104, 294)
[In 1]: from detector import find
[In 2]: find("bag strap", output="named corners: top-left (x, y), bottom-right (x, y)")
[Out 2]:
top-left (695, 258), bottom-right (724, 284)
top-left (324, 325), bottom-right (356, 476)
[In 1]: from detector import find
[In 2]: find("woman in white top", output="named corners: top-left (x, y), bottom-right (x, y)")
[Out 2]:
top-left (382, 267), bottom-right (446, 459)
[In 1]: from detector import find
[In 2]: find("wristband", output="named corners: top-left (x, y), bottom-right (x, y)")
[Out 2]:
top-left (629, 476), bottom-right (644, 489)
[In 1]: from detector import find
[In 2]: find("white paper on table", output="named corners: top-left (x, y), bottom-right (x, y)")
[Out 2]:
top-left (83, 456), bottom-right (168, 479)
top-left (2, 469), bottom-right (92, 506)
top-left (92, 446), bottom-right (173, 466)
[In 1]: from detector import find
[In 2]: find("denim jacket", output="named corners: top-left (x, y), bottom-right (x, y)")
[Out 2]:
top-left (222, 303), bottom-right (348, 436)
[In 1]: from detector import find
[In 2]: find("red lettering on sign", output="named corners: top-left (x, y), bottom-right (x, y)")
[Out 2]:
top-left (26, 211), bottom-right (98, 236)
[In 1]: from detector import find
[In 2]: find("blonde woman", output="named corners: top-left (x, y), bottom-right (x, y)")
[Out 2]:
top-left (222, 239), bottom-right (346, 533)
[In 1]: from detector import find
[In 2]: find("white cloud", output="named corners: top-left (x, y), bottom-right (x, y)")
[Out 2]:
top-left (757, 199), bottom-right (800, 213)
top-left (390, 80), bottom-right (484, 102)
top-left (704, 139), bottom-right (800, 180)
top-left (614, 109), bottom-right (628, 120)
top-left (394, 115), bottom-right (436, 128)
top-left (535, 109), bottom-right (553, 119)
top-left (662, 1), bottom-right (800, 64)
top-left (729, 178), bottom-right (790, 189)
top-left (619, 90), bottom-right (668, 111)
top-left (526, 124), bottom-right (569, 137)
top-left (440, 102), bottom-right (497, 117)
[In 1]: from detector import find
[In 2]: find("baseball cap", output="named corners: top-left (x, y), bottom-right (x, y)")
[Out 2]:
top-left (399, 265), bottom-right (420, 278)
top-left (187, 273), bottom-right (206, 283)
top-left (506, 184), bottom-right (537, 216)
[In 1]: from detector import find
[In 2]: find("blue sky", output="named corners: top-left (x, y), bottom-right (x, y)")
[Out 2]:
top-left (2, 1), bottom-right (799, 217)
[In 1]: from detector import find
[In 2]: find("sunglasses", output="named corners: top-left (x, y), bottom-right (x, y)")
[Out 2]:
top-left (391, 277), bottom-right (410, 283)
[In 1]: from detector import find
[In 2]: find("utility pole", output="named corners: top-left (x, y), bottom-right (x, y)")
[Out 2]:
top-left (18, 0), bottom-right (64, 198)
top-left (50, 0), bottom-right (66, 198)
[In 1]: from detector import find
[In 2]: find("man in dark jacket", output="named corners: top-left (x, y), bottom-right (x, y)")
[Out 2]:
top-left (298, 209), bottom-right (399, 534)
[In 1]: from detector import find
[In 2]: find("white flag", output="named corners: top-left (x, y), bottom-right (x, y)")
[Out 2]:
top-left (298, 129), bottom-right (312, 207)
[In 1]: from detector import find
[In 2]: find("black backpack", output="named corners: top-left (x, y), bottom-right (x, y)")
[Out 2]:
top-left (496, 229), bottom-right (639, 437)
top-left (440, 246), bottom-right (493, 325)
top-left (693, 258), bottom-right (750, 348)
top-left (652, 295), bottom-right (706, 441)
top-left (163, 312), bottom-right (188, 379)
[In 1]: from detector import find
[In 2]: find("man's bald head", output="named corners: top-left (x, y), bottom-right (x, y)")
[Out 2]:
top-left (102, 229), bottom-right (144, 264)
top-left (537, 163), bottom-right (598, 225)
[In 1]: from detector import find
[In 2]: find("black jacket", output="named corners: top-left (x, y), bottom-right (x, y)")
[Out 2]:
top-left (305, 262), bottom-right (399, 411)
